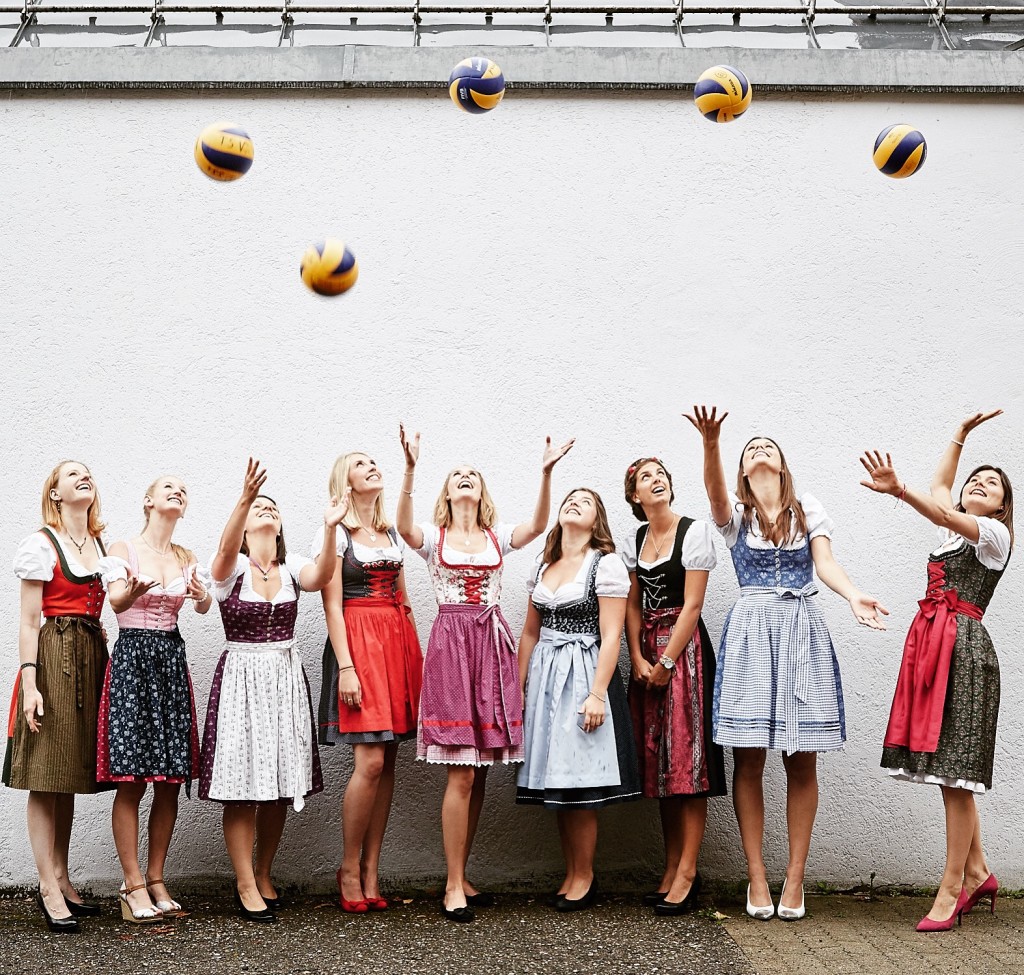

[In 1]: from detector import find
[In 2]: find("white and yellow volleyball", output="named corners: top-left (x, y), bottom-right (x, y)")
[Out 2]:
top-left (194, 122), bottom-right (254, 181)
top-left (300, 239), bottom-right (359, 296)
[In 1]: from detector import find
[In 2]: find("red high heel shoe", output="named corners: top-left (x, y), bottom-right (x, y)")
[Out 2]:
top-left (962, 873), bottom-right (998, 915)
top-left (336, 868), bottom-right (368, 914)
top-left (916, 888), bottom-right (969, 933)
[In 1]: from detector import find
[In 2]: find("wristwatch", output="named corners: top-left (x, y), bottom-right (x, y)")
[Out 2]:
top-left (658, 654), bottom-right (675, 670)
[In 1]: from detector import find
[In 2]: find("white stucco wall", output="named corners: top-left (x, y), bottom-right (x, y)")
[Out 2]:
top-left (1, 85), bottom-right (1021, 893)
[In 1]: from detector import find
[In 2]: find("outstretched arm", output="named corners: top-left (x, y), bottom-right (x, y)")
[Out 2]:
top-left (211, 458), bottom-right (267, 582)
top-left (930, 411), bottom-right (1003, 506)
top-left (396, 423), bottom-right (424, 550)
top-left (298, 490), bottom-right (350, 592)
top-left (511, 436), bottom-right (575, 549)
top-left (810, 535), bottom-right (888, 630)
top-left (684, 405), bottom-right (732, 528)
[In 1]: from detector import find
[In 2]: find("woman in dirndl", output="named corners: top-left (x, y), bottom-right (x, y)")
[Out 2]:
top-left (397, 423), bottom-right (574, 922)
top-left (315, 451), bottom-right (422, 913)
top-left (98, 475), bottom-right (211, 923)
top-left (687, 405), bottom-right (887, 921)
top-left (201, 458), bottom-right (346, 922)
top-left (516, 487), bottom-right (640, 912)
top-left (5, 460), bottom-right (122, 932)
top-left (860, 410), bottom-right (1012, 932)
top-left (622, 456), bottom-right (725, 915)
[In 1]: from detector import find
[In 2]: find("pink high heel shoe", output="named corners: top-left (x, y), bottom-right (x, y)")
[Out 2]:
top-left (962, 873), bottom-right (998, 915)
top-left (916, 888), bottom-right (969, 933)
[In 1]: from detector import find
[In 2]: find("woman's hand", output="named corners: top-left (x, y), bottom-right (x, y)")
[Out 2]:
top-left (123, 574), bottom-right (159, 607)
top-left (399, 423), bottom-right (420, 470)
top-left (646, 662), bottom-right (672, 689)
top-left (241, 457), bottom-right (268, 505)
top-left (849, 592), bottom-right (889, 630)
top-left (325, 488), bottom-right (351, 528)
top-left (542, 436), bottom-right (575, 475)
top-left (858, 451), bottom-right (902, 496)
top-left (578, 693), bottom-right (606, 733)
top-left (957, 410), bottom-right (1003, 441)
top-left (22, 686), bottom-right (44, 733)
top-left (185, 567), bottom-right (208, 603)
top-left (338, 669), bottom-right (362, 709)
top-left (631, 657), bottom-right (653, 685)
top-left (683, 404), bottom-right (729, 443)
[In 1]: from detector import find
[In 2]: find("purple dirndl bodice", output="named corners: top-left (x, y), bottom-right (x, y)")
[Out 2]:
top-left (218, 573), bottom-right (299, 643)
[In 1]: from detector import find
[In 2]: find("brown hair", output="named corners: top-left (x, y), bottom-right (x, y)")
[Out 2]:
top-left (956, 465), bottom-right (1015, 550)
top-left (329, 452), bottom-right (391, 532)
top-left (623, 457), bottom-right (675, 523)
top-left (542, 488), bottom-right (616, 564)
top-left (41, 460), bottom-right (106, 537)
top-left (432, 467), bottom-right (498, 529)
top-left (735, 437), bottom-right (808, 546)
top-left (240, 494), bottom-right (288, 564)
top-left (142, 476), bottom-right (195, 568)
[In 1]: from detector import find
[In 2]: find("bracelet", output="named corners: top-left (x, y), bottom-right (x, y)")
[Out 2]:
top-left (402, 489), bottom-right (414, 497)
top-left (19, 662), bottom-right (37, 671)
top-left (658, 654), bottom-right (676, 670)
top-left (588, 690), bottom-right (605, 702)
top-left (339, 665), bottom-right (355, 672)
top-left (952, 438), bottom-right (965, 447)
top-left (899, 482), bottom-right (907, 503)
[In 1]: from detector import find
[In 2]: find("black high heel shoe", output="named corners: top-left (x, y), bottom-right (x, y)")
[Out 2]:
top-left (654, 874), bottom-right (702, 916)
top-left (64, 895), bottom-right (102, 917)
top-left (37, 891), bottom-right (80, 933)
top-left (234, 889), bottom-right (276, 923)
top-left (642, 890), bottom-right (669, 907)
top-left (555, 880), bottom-right (598, 913)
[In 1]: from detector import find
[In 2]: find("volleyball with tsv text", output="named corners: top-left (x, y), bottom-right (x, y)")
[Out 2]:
top-left (693, 65), bottom-right (752, 123)
top-left (873, 124), bottom-right (927, 178)
top-left (194, 122), bottom-right (254, 181)
top-left (449, 57), bottom-right (505, 114)
top-left (300, 239), bottom-right (359, 296)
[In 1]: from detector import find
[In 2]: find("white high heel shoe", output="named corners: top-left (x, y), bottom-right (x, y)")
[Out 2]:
top-left (746, 883), bottom-right (775, 920)
top-left (777, 879), bottom-right (806, 921)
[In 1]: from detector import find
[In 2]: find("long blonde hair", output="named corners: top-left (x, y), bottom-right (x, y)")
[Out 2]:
top-left (328, 452), bottom-right (391, 532)
top-left (41, 460), bottom-right (106, 537)
top-left (142, 475), bottom-right (195, 567)
top-left (432, 467), bottom-right (498, 529)
top-left (735, 437), bottom-right (808, 546)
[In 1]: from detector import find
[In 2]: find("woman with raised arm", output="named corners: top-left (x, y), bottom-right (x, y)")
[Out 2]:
top-left (516, 488), bottom-right (640, 913)
top-left (686, 406), bottom-right (887, 922)
top-left (397, 424), bottom-right (574, 923)
top-left (200, 458), bottom-right (346, 923)
top-left (5, 461), bottom-right (123, 932)
top-left (98, 475), bottom-right (212, 924)
top-left (315, 451), bottom-right (423, 914)
top-left (621, 457), bottom-right (725, 915)
top-left (860, 410), bottom-right (1012, 933)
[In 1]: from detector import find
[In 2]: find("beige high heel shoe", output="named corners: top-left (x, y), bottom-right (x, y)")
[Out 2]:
top-left (119, 882), bottom-right (163, 924)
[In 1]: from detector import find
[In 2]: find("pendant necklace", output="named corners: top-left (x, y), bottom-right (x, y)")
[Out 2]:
top-left (66, 531), bottom-right (88, 554)
top-left (649, 521), bottom-right (673, 558)
top-left (249, 556), bottom-right (276, 582)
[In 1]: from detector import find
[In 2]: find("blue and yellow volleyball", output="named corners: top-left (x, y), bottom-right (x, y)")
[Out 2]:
top-left (693, 65), bottom-right (752, 123)
top-left (873, 124), bottom-right (927, 179)
top-left (194, 122), bottom-right (254, 182)
top-left (449, 57), bottom-right (505, 114)
top-left (300, 239), bottom-right (359, 297)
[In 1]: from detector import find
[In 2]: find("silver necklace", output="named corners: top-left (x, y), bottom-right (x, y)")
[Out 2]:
top-left (139, 533), bottom-right (171, 556)
top-left (648, 521), bottom-right (674, 558)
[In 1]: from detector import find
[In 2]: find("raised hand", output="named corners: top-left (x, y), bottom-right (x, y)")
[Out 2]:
top-left (185, 567), bottom-right (208, 603)
top-left (123, 574), bottom-right (160, 607)
top-left (683, 404), bottom-right (730, 443)
top-left (325, 489), bottom-right (351, 528)
top-left (957, 410), bottom-right (1003, 440)
top-left (859, 451), bottom-right (902, 496)
top-left (241, 457), bottom-right (268, 504)
top-left (542, 436), bottom-right (575, 474)
top-left (399, 423), bottom-right (420, 470)
top-left (849, 592), bottom-right (889, 630)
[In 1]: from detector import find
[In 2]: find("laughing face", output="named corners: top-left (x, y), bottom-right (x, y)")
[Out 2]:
top-left (632, 461), bottom-right (672, 511)
top-left (960, 468), bottom-right (1006, 518)
top-left (51, 461), bottom-right (95, 507)
top-left (245, 495), bottom-right (282, 536)
top-left (559, 490), bottom-right (598, 532)
top-left (741, 438), bottom-right (783, 479)
top-left (348, 453), bottom-right (383, 493)
top-left (447, 467), bottom-right (483, 506)
top-left (145, 476), bottom-right (188, 521)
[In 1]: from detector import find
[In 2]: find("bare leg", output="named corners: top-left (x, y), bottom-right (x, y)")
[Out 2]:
top-left (658, 797), bottom-right (683, 892)
top-left (462, 765), bottom-right (488, 897)
top-left (26, 791), bottom-right (71, 919)
top-left (780, 751), bottom-right (818, 908)
top-left (733, 747), bottom-right (770, 905)
top-left (360, 743), bottom-right (399, 901)
top-left (926, 787), bottom-right (976, 921)
top-left (339, 743), bottom-right (386, 902)
top-left (664, 797), bottom-right (708, 904)
top-left (559, 810), bottom-right (598, 900)
top-left (52, 793), bottom-right (78, 901)
top-left (111, 782), bottom-right (156, 914)
top-left (146, 782), bottom-right (182, 907)
top-left (441, 766), bottom-right (475, 910)
top-left (556, 812), bottom-right (573, 896)
top-left (254, 803), bottom-right (288, 902)
top-left (964, 801), bottom-right (992, 896)
top-left (223, 803), bottom-right (264, 911)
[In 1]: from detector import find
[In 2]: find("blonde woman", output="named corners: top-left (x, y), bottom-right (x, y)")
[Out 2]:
top-left (5, 461), bottom-right (122, 931)
top-left (314, 451), bottom-right (422, 913)
top-left (97, 475), bottom-right (211, 923)
top-left (397, 424), bottom-right (573, 922)
top-left (687, 406), bottom-right (887, 922)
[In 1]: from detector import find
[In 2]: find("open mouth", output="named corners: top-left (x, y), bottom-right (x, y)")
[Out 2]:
top-left (457, 479), bottom-right (473, 489)
top-left (565, 504), bottom-right (581, 515)
top-left (366, 472), bottom-right (381, 482)
top-left (652, 485), bottom-right (666, 496)
top-left (168, 496), bottom-right (184, 505)
top-left (969, 488), bottom-right (987, 497)
top-left (76, 483), bottom-right (92, 492)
